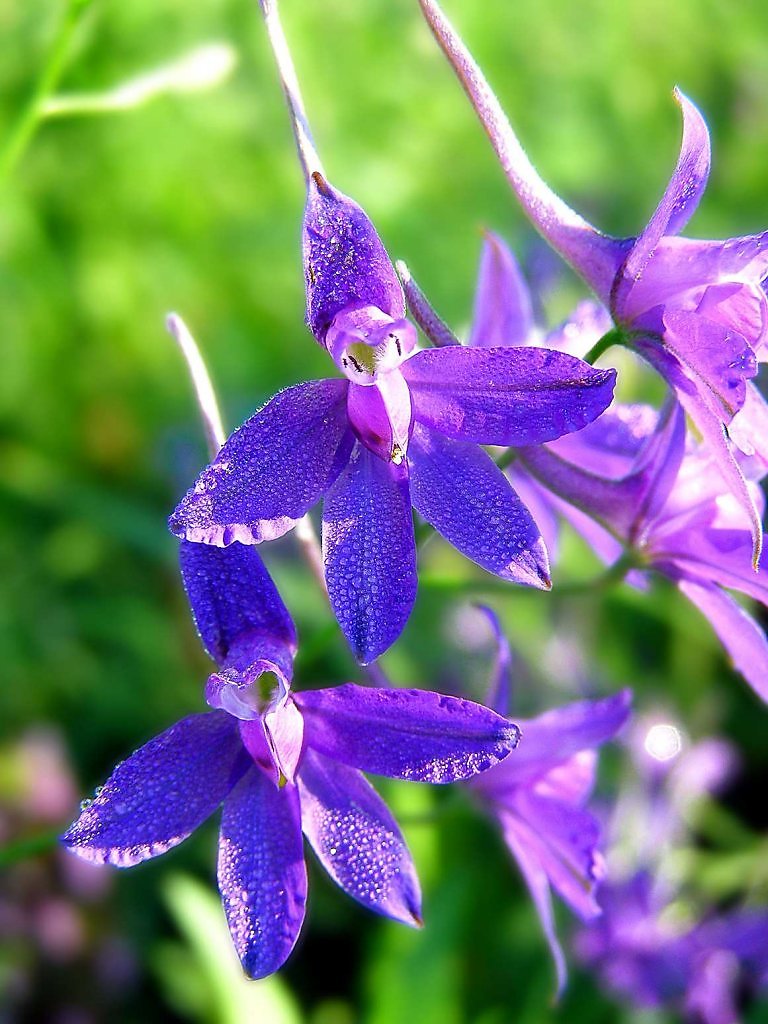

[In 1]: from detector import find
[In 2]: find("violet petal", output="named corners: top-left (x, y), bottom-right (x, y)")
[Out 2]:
top-left (402, 345), bottom-right (616, 446)
top-left (408, 425), bottom-right (550, 588)
top-left (218, 767), bottom-right (307, 979)
top-left (296, 683), bottom-right (520, 783)
top-left (498, 812), bottom-right (568, 996)
top-left (61, 712), bottom-right (243, 866)
top-left (468, 232), bottom-right (534, 348)
top-left (322, 443), bottom-right (417, 663)
top-left (170, 379), bottom-right (354, 546)
top-left (613, 90), bottom-right (711, 315)
top-left (677, 577), bottom-right (768, 703)
top-left (179, 541), bottom-right (296, 668)
top-left (303, 173), bottom-right (404, 343)
top-left (298, 748), bottom-right (422, 926)
top-left (416, 0), bottom-right (629, 299)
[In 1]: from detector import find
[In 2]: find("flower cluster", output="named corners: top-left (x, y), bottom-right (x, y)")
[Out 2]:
top-left (59, 0), bottom-right (768, 1000)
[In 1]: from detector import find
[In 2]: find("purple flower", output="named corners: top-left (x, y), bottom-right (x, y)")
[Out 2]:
top-left (520, 399), bottom-right (768, 702)
top-left (418, 0), bottom-right (768, 559)
top-left (466, 609), bottom-right (631, 994)
top-left (577, 873), bottom-right (768, 1023)
top-left (62, 541), bottom-right (521, 978)
top-left (169, 5), bottom-right (617, 664)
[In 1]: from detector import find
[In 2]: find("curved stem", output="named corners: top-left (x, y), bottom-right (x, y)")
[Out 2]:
top-left (256, 0), bottom-right (324, 184)
top-left (0, 0), bottom-right (94, 183)
top-left (166, 314), bottom-right (226, 459)
top-left (583, 327), bottom-right (623, 366)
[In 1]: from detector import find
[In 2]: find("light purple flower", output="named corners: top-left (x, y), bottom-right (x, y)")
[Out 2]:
top-left (577, 873), bottom-right (768, 1023)
top-left (466, 609), bottom-right (631, 994)
top-left (520, 399), bottom-right (768, 702)
top-left (418, 0), bottom-right (768, 559)
top-left (169, 7), bottom-right (617, 664)
top-left (62, 542), bottom-right (521, 978)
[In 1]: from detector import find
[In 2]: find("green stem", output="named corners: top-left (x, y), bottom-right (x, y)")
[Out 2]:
top-left (0, 0), bottom-right (94, 183)
top-left (583, 327), bottom-right (623, 366)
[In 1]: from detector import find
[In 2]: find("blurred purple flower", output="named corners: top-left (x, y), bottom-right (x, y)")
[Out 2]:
top-left (63, 542), bottom-right (520, 979)
top-left (418, 0), bottom-right (768, 560)
top-left (466, 608), bottom-right (631, 994)
top-left (169, 5), bottom-right (617, 664)
top-left (577, 872), bottom-right (768, 1024)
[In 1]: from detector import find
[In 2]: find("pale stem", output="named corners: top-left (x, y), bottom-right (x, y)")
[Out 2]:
top-left (256, 0), bottom-right (325, 184)
top-left (395, 260), bottom-right (460, 348)
top-left (166, 313), bottom-right (227, 458)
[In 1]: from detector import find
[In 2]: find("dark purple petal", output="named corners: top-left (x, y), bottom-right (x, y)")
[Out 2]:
top-left (62, 713), bottom-right (243, 866)
top-left (498, 811), bottom-right (568, 996)
top-left (179, 541), bottom-right (296, 669)
top-left (303, 173), bottom-right (404, 343)
top-left (402, 345), bottom-right (616, 446)
top-left (468, 232), bottom-right (534, 348)
top-left (417, 0), bottom-right (629, 300)
top-left (409, 425), bottom-right (550, 588)
top-left (218, 767), bottom-right (307, 979)
top-left (296, 683), bottom-right (520, 783)
top-left (298, 748), bottom-right (422, 926)
top-left (322, 443), bottom-right (417, 663)
top-left (613, 90), bottom-right (711, 315)
top-left (677, 577), bottom-right (768, 702)
top-left (170, 379), bottom-right (354, 546)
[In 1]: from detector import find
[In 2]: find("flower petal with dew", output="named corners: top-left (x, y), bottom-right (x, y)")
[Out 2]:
top-left (417, 0), bottom-right (766, 558)
top-left (63, 543), bottom-right (520, 977)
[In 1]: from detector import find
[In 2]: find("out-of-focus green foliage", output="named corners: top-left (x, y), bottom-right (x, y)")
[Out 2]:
top-left (1, 0), bottom-right (768, 1021)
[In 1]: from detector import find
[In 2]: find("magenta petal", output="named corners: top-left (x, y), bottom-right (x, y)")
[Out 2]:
top-left (62, 712), bottom-right (242, 866)
top-left (613, 90), bottom-right (711, 315)
top-left (403, 346), bottom-right (616, 446)
top-left (218, 768), bottom-right (307, 979)
top-left (298, 748), bottom-right (422, 926)
top-left (296, 683), bottom-right (520, 783)
top-left (468, 232), bottom-right (534, 348)
top-left (677, 577), bottom-right (768, 702)
top-left (179, 541), bottom-right (296, 669)
top-left (408, 426), bottom-right (550, 588)
top-left (303, 173), bottom-right (404, 344)
top-left (499, 812), bottom-right (568, 996)
top-left (322, 443), bottom-right (417, 663)
top-left (416, 0), bottom-right (628, 300)
top-left (170, 379), bottom-right (353, 546)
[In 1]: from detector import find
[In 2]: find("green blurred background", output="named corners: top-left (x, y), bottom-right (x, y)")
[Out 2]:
top-left (2, 0), bottom-right (768, 1020)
